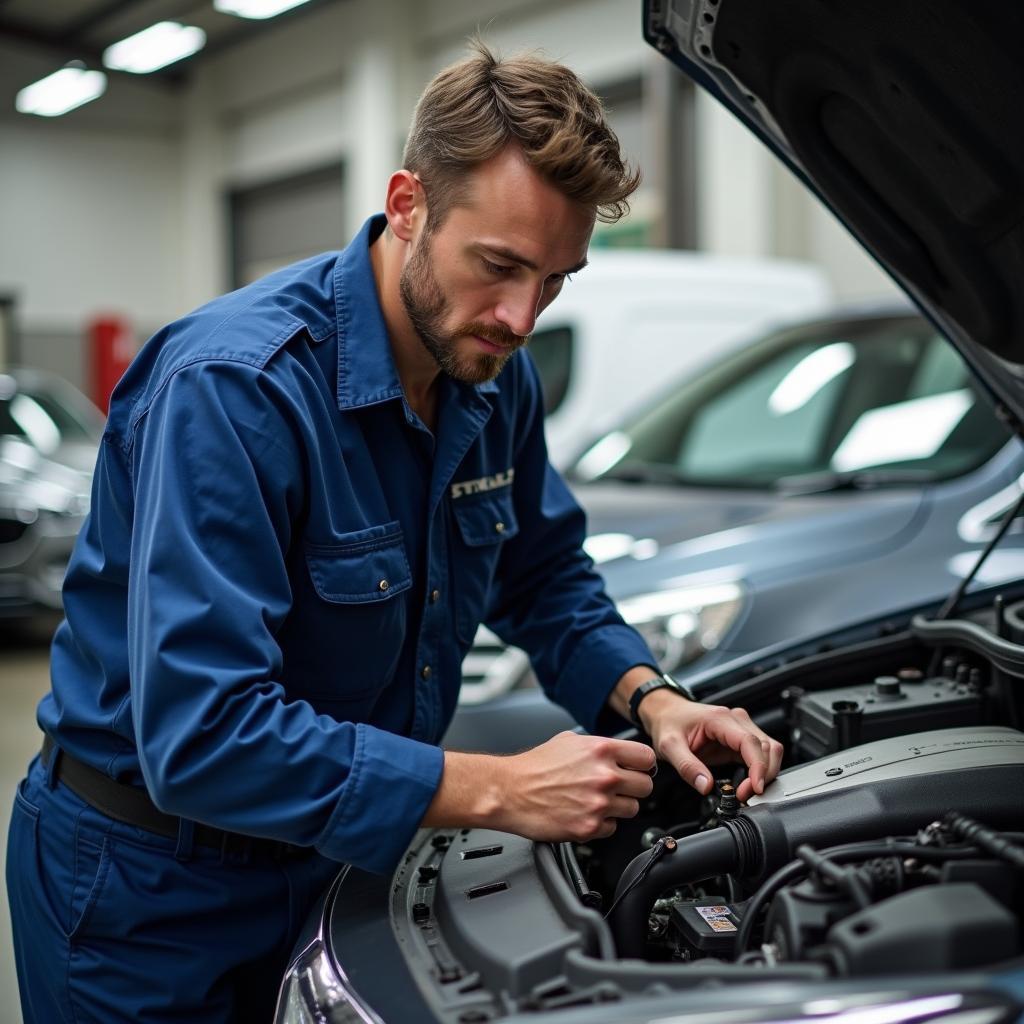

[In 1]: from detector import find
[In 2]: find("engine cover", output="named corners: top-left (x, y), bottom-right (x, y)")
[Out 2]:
top-left (747, 725), bottom-right (1024, 805)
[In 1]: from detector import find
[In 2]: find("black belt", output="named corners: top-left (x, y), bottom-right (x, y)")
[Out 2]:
top-left (41, 735), bottom-right (307, 860)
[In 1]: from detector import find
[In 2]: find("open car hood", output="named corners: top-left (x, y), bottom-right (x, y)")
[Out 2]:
top-left (643, 1), bottom-right (1024, 434)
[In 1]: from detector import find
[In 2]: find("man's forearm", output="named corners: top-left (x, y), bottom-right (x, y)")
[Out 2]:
top-left (607, 663), bottom-right (664, 725)
top-left (420, 750), bottom-right (508, 829)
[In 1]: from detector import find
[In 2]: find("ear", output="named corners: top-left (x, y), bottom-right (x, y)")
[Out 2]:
top-left (385, 170), bottom-right (426, 243)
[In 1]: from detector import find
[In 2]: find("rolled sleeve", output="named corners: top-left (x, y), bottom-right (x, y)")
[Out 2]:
top-left (318, 725), bottom-right (444, 872)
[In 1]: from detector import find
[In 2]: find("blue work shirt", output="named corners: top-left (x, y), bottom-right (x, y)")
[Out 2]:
top-left (39, 215), bottom-right (657, 874)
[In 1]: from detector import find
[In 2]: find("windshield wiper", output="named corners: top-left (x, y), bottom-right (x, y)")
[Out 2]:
top-left (774, 468), bottom-right (939, 495)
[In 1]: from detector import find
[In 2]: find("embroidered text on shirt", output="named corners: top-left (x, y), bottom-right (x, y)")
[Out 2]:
top-left (450, 469), bottom-right (515, 500)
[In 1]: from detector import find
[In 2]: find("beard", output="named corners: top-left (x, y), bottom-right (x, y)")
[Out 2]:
top-left (399, 233), bottom-right (525, 385)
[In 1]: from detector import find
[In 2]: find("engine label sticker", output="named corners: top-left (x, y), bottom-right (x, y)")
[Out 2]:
top-left (696, 906), bottom-right (737, 932)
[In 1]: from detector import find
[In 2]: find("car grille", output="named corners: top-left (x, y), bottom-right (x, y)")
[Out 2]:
top-left (459, 625), bottom-right (534, 705)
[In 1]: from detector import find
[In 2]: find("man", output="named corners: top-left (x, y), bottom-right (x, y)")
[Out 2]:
top-left (7, 43), bottom-right (782, 1023)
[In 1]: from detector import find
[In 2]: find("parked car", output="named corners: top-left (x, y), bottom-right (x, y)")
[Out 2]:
top-left (0, 368), bottom-right (102, 622)
top-left (277, 4), bottom-right (1024, 1023)
top-left (524, 247), bottom-right (831, 467)
top-left (462, 302), bottom-right (1022, 704)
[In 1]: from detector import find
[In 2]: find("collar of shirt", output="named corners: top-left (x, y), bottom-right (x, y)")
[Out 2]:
top-left (333, 214), bottom-right (499, 414)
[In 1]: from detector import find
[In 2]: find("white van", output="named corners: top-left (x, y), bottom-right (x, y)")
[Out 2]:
top-left (530, 249), bottom-right (833, 466)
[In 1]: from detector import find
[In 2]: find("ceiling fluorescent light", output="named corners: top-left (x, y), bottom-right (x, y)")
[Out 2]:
top-left (16, 67), bottom-right (107, 117)
top-left (214, 0), bottom-right (313, 19)
top-left (103, 22), bottom-right (206, 74)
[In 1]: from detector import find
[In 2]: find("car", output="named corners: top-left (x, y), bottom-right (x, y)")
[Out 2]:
top-left (462, 302), bottom-right (1023, 705)
top-left (276, 4), bottom-right (1024, 1022)
top-left (525, 248), bottom-right (831, 467)
top-left (0, 368), bottom-right (102, 623)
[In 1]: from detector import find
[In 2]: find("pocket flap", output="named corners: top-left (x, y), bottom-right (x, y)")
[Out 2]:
top-left (452, 492), bottom-right (520, 547)
top-left (305, 522), bottom-right (412, 603)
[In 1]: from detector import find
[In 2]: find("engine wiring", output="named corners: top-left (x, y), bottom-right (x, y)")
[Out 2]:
top-left (602, 836), bottom-right (677, 920)
top-left (733, 830), bottom-right (1023, 957)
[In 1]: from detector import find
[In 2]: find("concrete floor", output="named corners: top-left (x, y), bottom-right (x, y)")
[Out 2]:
top-left (0, 620), bottom-right (60, 1024)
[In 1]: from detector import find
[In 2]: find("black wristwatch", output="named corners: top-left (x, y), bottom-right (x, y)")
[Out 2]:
top-left (628, 672), bottom-right (689, 730)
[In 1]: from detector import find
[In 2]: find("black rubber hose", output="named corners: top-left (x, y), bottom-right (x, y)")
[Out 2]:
top-left (556, 842), bottom-right (603, 910)
top-left (608, 826), bottom-right (742, 958)
top-left (943, 813), bottom-right (1024, 870)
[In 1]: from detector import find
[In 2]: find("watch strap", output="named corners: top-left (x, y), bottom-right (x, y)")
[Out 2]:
top-left (628, 672), bottom-right (687, 730)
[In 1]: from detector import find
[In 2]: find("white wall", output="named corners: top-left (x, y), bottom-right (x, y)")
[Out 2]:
top-left (0, 119), bottom-right (185, 337)
top-left (694, 89), bottom-right (773, 258)
top-left (420, 0), bottom-right (647, 84)
top-left (693, 90), bottom-right (898, 302)
top-left (176, 0), bottom-right (418, 310)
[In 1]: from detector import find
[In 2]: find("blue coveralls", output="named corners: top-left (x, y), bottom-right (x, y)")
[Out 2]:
top-left (6, 214), bottom-right (657, 1022)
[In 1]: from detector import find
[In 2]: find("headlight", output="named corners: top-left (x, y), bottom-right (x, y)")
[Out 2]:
top-left (617, 582), bottom-right (745, 673)
top-left (275, 940), bottom-right (381, 1024)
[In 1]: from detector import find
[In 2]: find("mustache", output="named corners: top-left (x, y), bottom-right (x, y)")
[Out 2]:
top-left (456, 322), bottom-right (529, 349)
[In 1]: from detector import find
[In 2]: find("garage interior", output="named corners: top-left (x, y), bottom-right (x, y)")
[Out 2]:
top-left (0, 1), bottom-right (902, 1019)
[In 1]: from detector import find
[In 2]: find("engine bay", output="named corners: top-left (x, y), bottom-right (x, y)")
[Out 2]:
top-left (391, 592), bottom-right (1024, 1021)
top-left (578, 596), bottom-right (1024, 977)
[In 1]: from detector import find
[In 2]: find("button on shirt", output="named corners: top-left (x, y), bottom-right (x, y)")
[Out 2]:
top-left (39, 215), bottom-right (657, 874)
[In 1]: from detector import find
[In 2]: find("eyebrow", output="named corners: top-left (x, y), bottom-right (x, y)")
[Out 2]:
top-left (480, 245), bottom-right (589, 277)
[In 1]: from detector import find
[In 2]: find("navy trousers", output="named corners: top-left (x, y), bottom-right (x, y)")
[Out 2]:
top-left (6, 755), bottom-right (339, 1023)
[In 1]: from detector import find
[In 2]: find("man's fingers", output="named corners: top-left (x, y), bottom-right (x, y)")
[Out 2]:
top-left (614, 769), bottom-right (655, 800)
top-left (766, 738), bottom-right (784, 781)
top-left (704, 713), bottom-right (771, 794)
top-left (735, 777), bottom-right (756, 802)
top-left (741, 732), bottom-right (769, 792)
top-left (606, 796), bottom-right (641, 819)
top-left (608, 738), bottom-right (657, 773)
top-left (660, 735), bottom-right (713, 794)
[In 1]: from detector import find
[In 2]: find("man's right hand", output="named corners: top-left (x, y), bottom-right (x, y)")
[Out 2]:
top-left (423, 731), bottom-right (656, 842)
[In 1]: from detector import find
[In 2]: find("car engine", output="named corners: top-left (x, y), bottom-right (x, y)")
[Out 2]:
top-left (571, 596), bottom-right (1024, 978)
top-left (390, 595), bottom-right (1024, 1023)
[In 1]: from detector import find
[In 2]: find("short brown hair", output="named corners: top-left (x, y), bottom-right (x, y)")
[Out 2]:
top-left (403, 40), bottom-right (640, 228)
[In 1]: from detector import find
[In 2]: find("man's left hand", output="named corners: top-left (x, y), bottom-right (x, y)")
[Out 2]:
top-left (637, 686), bottom-right (784, 801)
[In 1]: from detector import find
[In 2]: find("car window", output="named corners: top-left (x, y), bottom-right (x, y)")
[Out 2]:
top-left (573, 315), bottom-right (1011, 487)
top-left (527, 326), bottom-right (573, 416)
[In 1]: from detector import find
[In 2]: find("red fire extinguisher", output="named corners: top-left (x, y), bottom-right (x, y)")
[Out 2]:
top-left (88, 315), bottom-right (136, 415)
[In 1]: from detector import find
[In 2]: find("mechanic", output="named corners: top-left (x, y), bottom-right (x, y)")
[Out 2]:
top-left (7, 42), bottom-right (783, 1023)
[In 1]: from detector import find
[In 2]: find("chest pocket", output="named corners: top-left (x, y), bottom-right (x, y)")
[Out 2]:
top-left (297, 522), bottom-right (412, 710)
top-left (451, 490), bottom-right (519, 646)
top-left (305, 523), bottom-right (412, 603)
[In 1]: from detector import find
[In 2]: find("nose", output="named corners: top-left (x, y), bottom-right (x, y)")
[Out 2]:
top-left (494, 281), bottom-right (544, 339)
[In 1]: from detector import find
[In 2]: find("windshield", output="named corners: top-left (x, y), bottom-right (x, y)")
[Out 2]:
top-left (572, 314), bottom-right (1012, 488)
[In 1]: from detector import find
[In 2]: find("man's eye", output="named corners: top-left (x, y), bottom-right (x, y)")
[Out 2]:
top-left (482, 258), bottom-right (514, 275)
